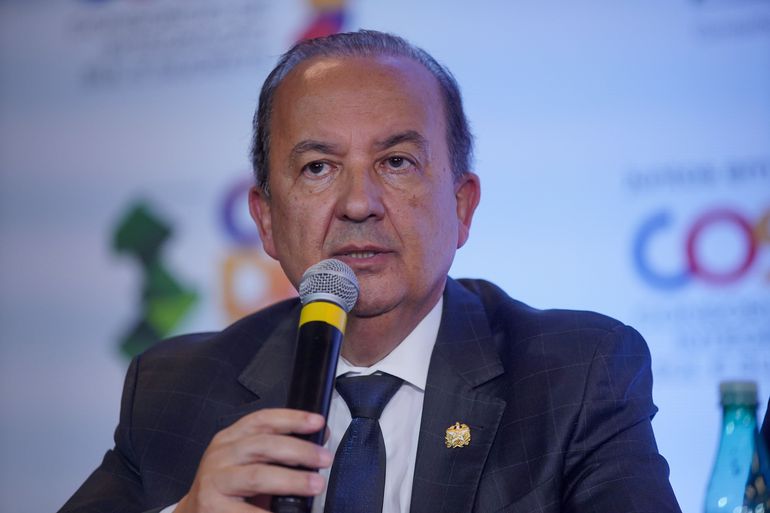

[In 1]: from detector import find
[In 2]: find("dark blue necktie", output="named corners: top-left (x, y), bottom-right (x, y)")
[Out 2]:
top-left (324, 373), bottom-right (403, 513)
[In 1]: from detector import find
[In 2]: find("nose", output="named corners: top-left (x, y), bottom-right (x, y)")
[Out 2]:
top-left (336, 167), bottom-right (385, 222)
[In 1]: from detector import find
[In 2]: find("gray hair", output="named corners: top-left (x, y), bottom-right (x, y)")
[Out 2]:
top-left (250, 29), bottom-right (473, 194)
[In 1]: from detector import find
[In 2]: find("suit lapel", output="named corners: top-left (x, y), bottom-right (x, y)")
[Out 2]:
top-left (219, 303), bottom-right (301, 429)
top-left (410, 279), bottom-right (506, 513)
top-left (217, 280), bottom-right (505, 512)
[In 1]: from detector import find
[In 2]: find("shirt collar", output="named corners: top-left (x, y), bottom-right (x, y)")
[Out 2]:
top-left (335, 296), bottom-right (443, 392)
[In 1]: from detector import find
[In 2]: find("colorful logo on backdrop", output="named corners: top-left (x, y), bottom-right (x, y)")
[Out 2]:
top-left (633, 206), bottom-right (770, 290)
top-left (112, 202), bottom-right (198, 358)
top-left (219, 178), bottom-right (296, 322)
top-left (299, 0), bottom-right (347, 41)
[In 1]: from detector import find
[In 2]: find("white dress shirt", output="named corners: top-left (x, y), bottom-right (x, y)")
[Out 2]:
top-left (165, 297), bottom-right (442, 513)
top-left (312, 297), bottom-right (442, 513)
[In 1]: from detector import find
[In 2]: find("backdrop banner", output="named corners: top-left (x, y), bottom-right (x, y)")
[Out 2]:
top-left (1, 1), bottom-right (768, 512)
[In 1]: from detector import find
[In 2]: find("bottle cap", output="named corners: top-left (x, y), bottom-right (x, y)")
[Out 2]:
top-left (719, 381), bottom-right (758, 406)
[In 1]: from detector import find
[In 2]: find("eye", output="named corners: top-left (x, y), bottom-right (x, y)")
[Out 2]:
top-left (302, 161), bottom-right (334, 177)
top-left (382, 155), bottom-right (415, 172)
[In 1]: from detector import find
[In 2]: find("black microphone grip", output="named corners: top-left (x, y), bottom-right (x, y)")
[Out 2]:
top-left (271, 318), bottom-right (344, 513)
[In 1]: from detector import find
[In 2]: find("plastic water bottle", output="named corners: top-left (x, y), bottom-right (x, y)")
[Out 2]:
top-left (704, 381), bottom-right (770, 513)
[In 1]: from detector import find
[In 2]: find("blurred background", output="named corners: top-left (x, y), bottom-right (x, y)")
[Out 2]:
top-left (0, 0), bottom-right (768, 512)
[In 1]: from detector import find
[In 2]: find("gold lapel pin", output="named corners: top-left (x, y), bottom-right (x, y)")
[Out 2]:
top-left (445, 422), bottom-right (471, 448)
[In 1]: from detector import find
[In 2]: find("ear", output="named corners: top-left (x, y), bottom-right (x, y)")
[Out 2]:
top-left (248, 186), bottom-right (278, 259)
top-left (454, 172), bottom-right (481, 249)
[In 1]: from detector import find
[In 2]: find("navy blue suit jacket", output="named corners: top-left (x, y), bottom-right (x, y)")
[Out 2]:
top-left (60, 278), bottom-right (681, 513)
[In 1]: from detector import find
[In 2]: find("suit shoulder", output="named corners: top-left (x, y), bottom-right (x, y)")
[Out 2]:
top-left (457, 278), bottom-right (623, 331)
top-left (454, 278), bottom-right (650, 381)
top-left (454, 278), bottom-right (644, 356)
top-left (139, 297), bottom-right (299, 367)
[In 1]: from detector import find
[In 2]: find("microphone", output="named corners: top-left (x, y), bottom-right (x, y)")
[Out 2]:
top-left (271, 259), bottom-right (359, 513)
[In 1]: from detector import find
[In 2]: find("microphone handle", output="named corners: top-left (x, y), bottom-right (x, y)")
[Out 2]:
top-left (271, 318), bottom-right (344, 513)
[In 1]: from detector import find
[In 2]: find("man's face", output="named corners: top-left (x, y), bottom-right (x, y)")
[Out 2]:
top-left (250, 55), bottom-right (479, 319)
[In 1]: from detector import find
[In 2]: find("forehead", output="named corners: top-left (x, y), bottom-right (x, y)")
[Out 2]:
top-left (269, 54), bottom-right (446, 147)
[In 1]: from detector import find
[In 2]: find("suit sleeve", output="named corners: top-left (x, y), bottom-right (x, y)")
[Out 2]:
top-left (57, 355), bottom-right (169, 513)
top-left (562, 324), bottom-right (681, 513)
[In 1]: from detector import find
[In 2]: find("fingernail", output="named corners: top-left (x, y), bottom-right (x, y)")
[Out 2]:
top-left (318, 448), bottom-right (332, 467)
top-left (309, 474), bottom-right (324, 494)
top-left (307, 413), bottom-right (325, 427)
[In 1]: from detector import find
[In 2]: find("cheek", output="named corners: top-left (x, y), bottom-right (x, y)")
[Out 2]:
top-left (273, 201), bottom-right (306, 247)
top-left (273, 194), bottom-right (330, 251)
top-left (403, 191), bottom-right (458, 254)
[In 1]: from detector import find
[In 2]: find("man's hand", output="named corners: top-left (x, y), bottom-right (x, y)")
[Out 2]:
top-left (174, 408), bottom-right (332, 513)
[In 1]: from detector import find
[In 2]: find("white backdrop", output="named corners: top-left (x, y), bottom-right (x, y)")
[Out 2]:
top-left (1, 1), bottom-right (768, 512)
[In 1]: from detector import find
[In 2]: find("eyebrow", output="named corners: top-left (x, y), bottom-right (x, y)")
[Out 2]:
top-left (373, 130), bottom-right (429, 152)
top-left (289, 140), bottom-right (342, 163)
top-left (288, 130), bottom-right (429, 163)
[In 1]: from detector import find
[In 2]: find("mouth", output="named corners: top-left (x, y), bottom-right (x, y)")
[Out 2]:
top-left (332, 246), bottom-right (393, 265)
top-left (342, 250), bottom-right (378, 259)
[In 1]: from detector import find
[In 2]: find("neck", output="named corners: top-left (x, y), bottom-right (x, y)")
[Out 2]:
top-left (341, 291), bottom-right (442, 367)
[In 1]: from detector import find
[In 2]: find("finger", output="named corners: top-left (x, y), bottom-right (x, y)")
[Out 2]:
top-left (226, 433), bottom-right (332, 468)
top-left (220, 501), bottom-right (266, 513)
top-left (215, 463), bottom-right (326, 498)
top-left (174, 494), bottom-right (263, 513)
top-left (218, 409), bottom-right (325, 443)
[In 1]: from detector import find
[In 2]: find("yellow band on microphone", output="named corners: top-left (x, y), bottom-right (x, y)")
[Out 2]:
top-left (299, 301), bottom-right (348, 334)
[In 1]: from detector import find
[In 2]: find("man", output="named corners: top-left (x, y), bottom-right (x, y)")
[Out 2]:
top-left (60, 30), bottom-right (681, 513)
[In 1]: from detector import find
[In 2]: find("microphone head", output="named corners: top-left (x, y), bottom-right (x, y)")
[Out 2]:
top-left (299, 259), bottom-right (360, 313)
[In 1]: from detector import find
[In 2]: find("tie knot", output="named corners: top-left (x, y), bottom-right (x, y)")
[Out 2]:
top-left (335, 373), bottom-right (403, 420)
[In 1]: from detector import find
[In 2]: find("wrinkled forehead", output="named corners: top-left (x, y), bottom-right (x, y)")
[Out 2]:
top-left (269, 54), bottom-right (447, 146)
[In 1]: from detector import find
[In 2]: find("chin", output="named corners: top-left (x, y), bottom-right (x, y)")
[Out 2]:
top-left (350, 301), bottom-right (392, 319)
top-left (349, 291), bottom-right (399, 319)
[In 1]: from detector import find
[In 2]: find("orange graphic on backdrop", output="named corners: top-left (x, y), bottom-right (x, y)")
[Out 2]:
top-left (221, 249), bottom-right (296, 321)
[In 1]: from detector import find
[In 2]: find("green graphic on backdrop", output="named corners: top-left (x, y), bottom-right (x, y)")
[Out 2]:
top-left (112, 202), bottom-right (198, 359)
